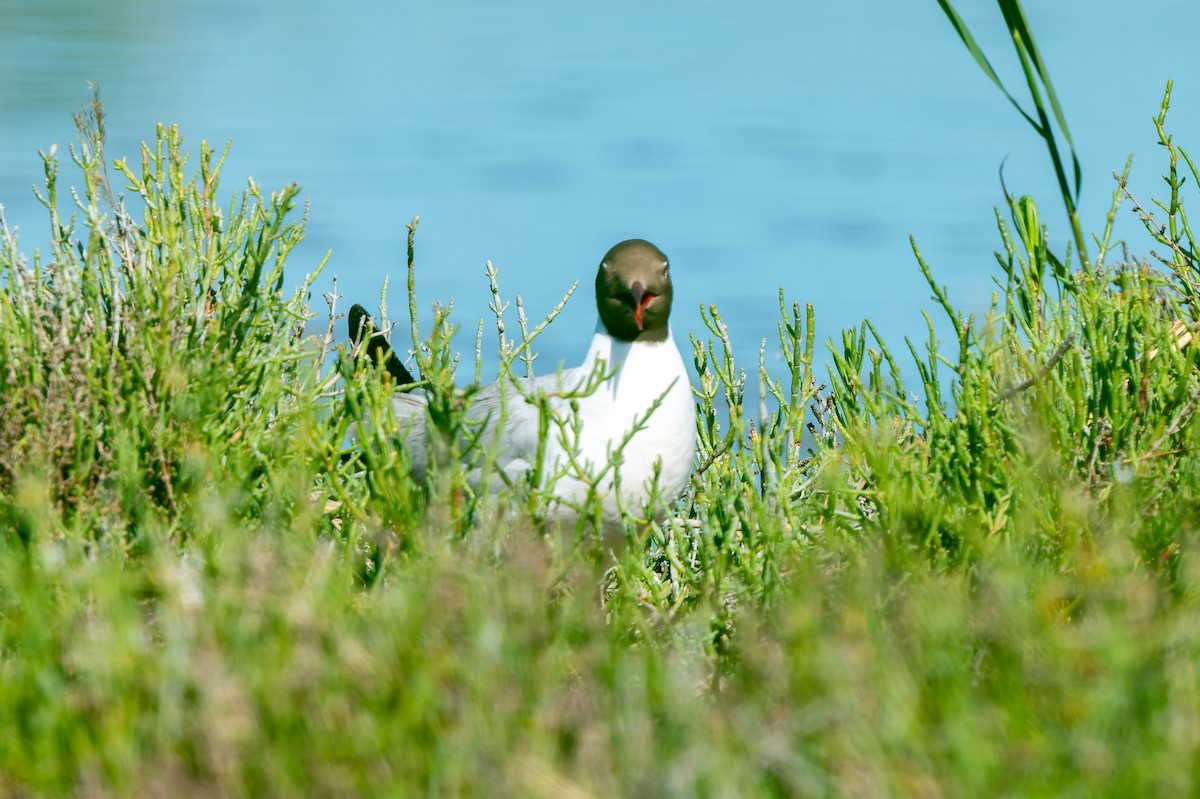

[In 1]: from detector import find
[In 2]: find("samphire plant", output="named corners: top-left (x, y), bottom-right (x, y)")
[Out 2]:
top-left (3, 0), bottom-right (1200, 788)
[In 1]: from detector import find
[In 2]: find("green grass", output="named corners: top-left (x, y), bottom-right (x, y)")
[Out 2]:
top-left (5, 12), bottom-right (1200, 796)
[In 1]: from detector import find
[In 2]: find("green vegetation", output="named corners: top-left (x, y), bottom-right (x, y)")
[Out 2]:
top-left (4, 8), bottom-right (1200, 797)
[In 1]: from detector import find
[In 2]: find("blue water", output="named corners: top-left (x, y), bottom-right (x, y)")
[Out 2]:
top-left (2, 0), bottom-right (1198, 383)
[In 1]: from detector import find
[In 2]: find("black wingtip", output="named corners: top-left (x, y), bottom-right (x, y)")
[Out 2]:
top-left (348, 303), bottom-right (371, 347)
top-left (348, 304), bottom-right (417, 386)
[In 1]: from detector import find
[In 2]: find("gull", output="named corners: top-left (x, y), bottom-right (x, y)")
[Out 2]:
top-left (350, 239), bottom-right (696, 530)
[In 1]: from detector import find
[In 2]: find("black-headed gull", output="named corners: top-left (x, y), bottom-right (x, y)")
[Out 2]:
top-left (350, 239), bottom-right (696, 526)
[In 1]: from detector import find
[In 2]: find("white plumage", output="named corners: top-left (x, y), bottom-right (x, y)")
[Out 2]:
top-left (353, 239), bottom-right (697, 526)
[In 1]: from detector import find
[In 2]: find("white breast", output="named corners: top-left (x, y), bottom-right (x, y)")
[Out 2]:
top-left (539, 325), bottom-right (697, 521)
top-left (382, 325), bottom-right (697, 523)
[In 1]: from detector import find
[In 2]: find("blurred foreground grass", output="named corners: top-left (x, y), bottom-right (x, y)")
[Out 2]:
top-left (4, 72), bottom-right (1200, 799)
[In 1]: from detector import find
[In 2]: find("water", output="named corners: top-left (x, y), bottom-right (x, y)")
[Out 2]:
top-left (2, 0), bottom-right (1198, 384)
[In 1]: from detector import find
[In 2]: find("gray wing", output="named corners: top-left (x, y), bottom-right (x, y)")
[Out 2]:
top-left (370, 367), bottom-right (585, 484)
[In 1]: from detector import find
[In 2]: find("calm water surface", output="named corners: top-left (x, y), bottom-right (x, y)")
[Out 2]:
top-left (2, 0), bottom-right (1198, 381)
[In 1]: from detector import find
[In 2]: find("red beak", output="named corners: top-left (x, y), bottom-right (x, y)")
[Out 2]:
top-left (631, 282), bottom-right (656, 330)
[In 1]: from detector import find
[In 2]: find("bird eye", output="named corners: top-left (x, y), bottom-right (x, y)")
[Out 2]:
top-left (661, 260), bottom-right (669, 271)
